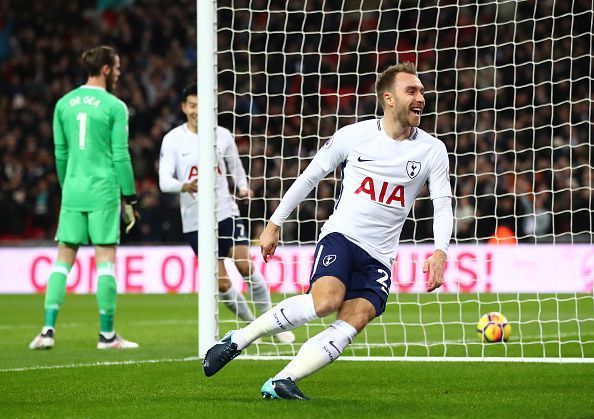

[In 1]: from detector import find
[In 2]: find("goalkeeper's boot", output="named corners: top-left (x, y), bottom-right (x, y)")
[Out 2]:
top-left (203, 330), bottom-right (241, 377)
top-left (29, 328), bottom-right (55, 350)
top-left (97, 333), bottom-right (139, 349)
top-left (273, 331), bottom-right (296, 344)
top-left (261, 378), bottom-right (311, 400)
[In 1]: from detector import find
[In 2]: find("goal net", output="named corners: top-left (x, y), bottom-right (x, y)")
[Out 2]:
top-left (208, 0), bottom-right (594, 361)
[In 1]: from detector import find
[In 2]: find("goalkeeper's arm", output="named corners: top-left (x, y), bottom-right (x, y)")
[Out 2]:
top-left (111, 101), bottom-right (138, 233)
top-left (52, 103), bottom-right (68, 187)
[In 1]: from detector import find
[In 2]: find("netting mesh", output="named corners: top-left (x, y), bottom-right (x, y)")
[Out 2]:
top-left (215, 0), bottom-right (594, 359)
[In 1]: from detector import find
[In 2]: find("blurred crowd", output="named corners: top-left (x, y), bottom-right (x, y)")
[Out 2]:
top-left (0, 0), bottom-right (195, 243)
top-left (0, 0), bottom-right (592, 246)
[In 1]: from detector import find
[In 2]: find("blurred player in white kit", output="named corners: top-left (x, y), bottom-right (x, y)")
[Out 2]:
top-left (159, 84), bottom-right (295, 344)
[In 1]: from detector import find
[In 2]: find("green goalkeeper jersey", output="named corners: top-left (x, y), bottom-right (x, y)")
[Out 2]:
top-left (52, 85), bottom-right (136, 211)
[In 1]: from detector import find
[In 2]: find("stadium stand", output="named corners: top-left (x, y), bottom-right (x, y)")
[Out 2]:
top-left (0, 0), bottom-right (592, 245)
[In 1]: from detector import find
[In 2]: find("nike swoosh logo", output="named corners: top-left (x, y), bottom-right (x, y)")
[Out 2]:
top-left (280, 309), bottom-right (294, 326)
top-left (328, 340), bottom-right (341, 354)
top-left (357, 156), bottom-right (374, 162)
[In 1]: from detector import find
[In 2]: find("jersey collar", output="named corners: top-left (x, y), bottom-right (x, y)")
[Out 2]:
top-left (80, 85), bottom-right (106, 91)
top-left (379, 118), bottom-right (418, 142)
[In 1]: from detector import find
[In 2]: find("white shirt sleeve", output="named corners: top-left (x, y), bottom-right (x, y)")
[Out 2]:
top-left (221, 129), bottom-right (248, 190)
top-left (158, 135), bottom-right (183, 193)
top-left (428, 141), bottom-right (452, 199)
top-left (270, 161), bottom-right (333, 226)
top-left (433, 196), bottom-right (453, 253)
top-left (310, 130), bottom-right (350, 172)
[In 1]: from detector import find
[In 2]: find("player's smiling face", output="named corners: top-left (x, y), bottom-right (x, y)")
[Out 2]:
top-left (182, 95), bottom-right (198, 128)
top-left (392, 72), bottom-right (425, 127)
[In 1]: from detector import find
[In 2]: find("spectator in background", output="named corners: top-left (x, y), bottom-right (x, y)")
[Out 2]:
top-left (516, 176), bottom-right (552, 241)
top-left (0, 0), bottom-right (194, 241)
top-left (0, 2), bottom-right (13, 63)
top-left (0, 0), bottom-right (592, 246)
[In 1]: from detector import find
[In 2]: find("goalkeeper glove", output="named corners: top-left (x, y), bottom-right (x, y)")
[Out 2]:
top-left (123, 195), bottom-right (140, 234)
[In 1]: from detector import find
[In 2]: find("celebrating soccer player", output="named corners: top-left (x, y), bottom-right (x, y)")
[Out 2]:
top-left (29, 46), bottom-right (140, 350)
top-left (158, 84), bottom-right (295, 344)
top-left (203, 62), bottom-right (454, 399)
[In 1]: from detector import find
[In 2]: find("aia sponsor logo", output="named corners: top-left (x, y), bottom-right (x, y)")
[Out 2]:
top-left (186, 164), bottom-right (222, 180)
top-left (354, 176), bottom-right (405, 207)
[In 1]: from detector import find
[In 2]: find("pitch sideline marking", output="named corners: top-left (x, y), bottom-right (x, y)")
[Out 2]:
top-left (0, 319), bottom-right (198, 330)
top-left (0, 356), bottom-right (201, 373)
top-left (4, 333), bottom-right (594, 372)
top-left (4, 350), bottom-right (594, 373)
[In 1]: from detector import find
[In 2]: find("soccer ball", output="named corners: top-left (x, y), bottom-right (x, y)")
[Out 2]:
top-left (476, 312), bottom-right (512, 343)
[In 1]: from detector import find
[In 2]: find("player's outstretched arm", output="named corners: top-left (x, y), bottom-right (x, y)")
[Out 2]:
top-left (263, 161), bottom-right (331, 261)
top-left (260, 221), bottom-right (280, 263)
top-left (262, 134), bottom-right (343, 262)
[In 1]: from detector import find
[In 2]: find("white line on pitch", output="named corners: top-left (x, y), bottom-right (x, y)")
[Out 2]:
top-left (4, 340), bottom-right (594, 372)
top-left (348, 331), bottom-right (594, 349)
top-left (0, 356), bottom-right (201, 373)
top-left (0, 319), bottom-right (198, 330)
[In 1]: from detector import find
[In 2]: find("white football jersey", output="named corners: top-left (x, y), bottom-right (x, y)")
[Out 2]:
top-left (159, 123), bottom-right (247, 233)
top-left (313, 118), bottom-right (451, 268)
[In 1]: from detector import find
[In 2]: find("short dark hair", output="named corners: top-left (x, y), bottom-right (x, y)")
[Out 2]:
top-left (375, 62), bottom-right (417, 110)
top-left (81, 46), bottom-right (117, 77)
top-left (182, 84), bottom-right (197, 102)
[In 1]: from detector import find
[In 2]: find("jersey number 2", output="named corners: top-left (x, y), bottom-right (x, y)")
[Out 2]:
top-left (76, 112), bottom-right (87, 150)
top-left (376, 269), bottom-right (389, 295)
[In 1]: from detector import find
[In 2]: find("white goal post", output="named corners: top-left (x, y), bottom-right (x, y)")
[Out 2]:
top-left (197, 0), bottom-right (218, 358)
top-left (199, 0), bottom-right (594, 362)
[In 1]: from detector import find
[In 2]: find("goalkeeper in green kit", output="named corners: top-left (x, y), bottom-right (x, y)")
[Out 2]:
top-left (29, 46), bottom-right (140, 350)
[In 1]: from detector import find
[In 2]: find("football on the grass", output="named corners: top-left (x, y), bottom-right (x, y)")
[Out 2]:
top-left (477, 312), bottom-right (512, 343)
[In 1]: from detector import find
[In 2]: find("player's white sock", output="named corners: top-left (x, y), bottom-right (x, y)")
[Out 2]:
top-left (220, 288), bottom-right (255, 322)
top-left (232, 294), bottom-right (317, 350)
top-left (244, 271), bottom-right (272, 313)
top-left (272, 320), bottom-right (357, 382)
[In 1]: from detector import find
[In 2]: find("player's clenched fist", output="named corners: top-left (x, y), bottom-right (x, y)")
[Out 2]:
top-left (423, 249), bottom-right (446, 292)
top-left (237, 187), bottom-right (254, 199)
top-left (260, 221), bottom-right (280, 263)
top-left (181, 179), bottom-right (198, 199)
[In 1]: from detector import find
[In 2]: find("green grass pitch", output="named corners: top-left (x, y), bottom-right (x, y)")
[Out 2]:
top-left (1, 293), bottom-right (594, 418)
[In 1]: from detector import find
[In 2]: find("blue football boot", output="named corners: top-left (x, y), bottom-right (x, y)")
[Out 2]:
top-left (261, 378), bottom-right (311, 400)
top-left (202, 331), bottom-right (241, 377)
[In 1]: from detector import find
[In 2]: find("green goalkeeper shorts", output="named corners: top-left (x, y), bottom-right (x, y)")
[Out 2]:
top-left (55, 206), bottom-right (120, 245)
